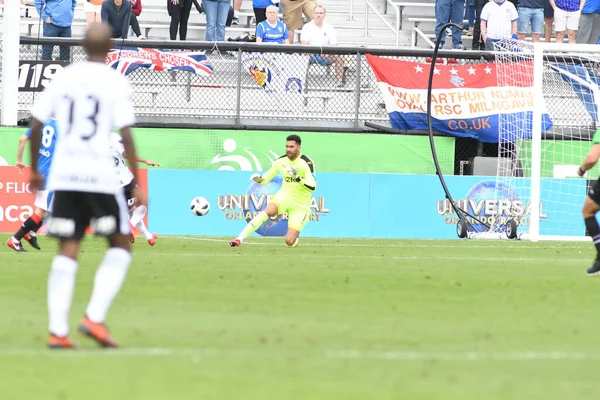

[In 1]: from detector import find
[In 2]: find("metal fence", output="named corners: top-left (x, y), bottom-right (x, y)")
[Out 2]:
top-left (14, 37), bottom-right (492, 132)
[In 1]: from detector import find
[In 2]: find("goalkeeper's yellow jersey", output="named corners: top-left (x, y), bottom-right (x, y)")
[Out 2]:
top-left (260, 153), bottom-right (317, 206)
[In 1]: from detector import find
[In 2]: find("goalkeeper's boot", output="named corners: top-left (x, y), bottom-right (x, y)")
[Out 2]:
top-left (78, 316), bottom-right (119, 348)
top-left (586, 259), bottom-right (600, 276)
top-left (24, 232), bottom-right (41, 250)
top-left (48, 334), bottom-right (76, 349)
top-left (229, 239), bottom-right (241, 247)
top-left (6, 237), bottom-right (27, 252)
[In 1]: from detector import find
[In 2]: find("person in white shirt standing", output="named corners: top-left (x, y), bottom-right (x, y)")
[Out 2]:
top-left (300, 5), bottom-right (344, 87)
top-left (28, 23), bottom-right (146, 350)
top-left (480, 0), bottom-right (519, 50)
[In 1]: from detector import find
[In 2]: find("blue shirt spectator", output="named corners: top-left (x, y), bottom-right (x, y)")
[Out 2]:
top-left (34, 0), bottom-right (76, 61)
top-left (256, 5), bottom-right (289, 44)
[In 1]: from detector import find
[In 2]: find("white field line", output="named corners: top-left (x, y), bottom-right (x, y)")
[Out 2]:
top-left (172, 236), bottom-right (590, 250)
top-left (0, 347), bottom-right (597, 361)
top-left (137, 253), bottom-right (589, 262)
top-left (0, 252), bottom-right (589, 262)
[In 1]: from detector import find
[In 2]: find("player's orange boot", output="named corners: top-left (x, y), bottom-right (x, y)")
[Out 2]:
top-left (229, 239), bottom-right (241, 247)
top-left (78, 316), bottom-right (119, 348)
top-left (47, 334), bottom-right (76, 349)
top-left (148, 233), bottom-right (158, 246)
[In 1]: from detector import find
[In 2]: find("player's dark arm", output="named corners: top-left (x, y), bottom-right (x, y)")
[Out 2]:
top-left (578, 144), bottom-right (600, 176)
top-left (120, 127), bottom-right (140, 185)
top-left (16, 134), bottom-right (29, 169)
top-left (122, 151), bottom-right (160, 167)
top-left (29, 119), bottom-right (43, 174)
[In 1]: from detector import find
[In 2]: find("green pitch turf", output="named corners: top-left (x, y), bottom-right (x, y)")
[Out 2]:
top-left (1, 236), bottom-right (600, 400)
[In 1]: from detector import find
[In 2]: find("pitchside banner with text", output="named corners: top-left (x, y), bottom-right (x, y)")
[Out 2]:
top-left (366, 55), bottom-right (553, 143)
top-left (147, 170), bottom-right (587, 238)
top-left (0, 167), bottom-right (148, 233)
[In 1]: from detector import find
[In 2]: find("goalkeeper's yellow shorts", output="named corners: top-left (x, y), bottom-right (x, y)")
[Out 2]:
top-left (271, 193), bottom-right (310, 232)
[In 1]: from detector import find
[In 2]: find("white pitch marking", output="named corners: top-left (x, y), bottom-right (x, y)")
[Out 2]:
top-left (172, 236), bottom-right (589, 250)
top-left (0, 347), bottom-right (597, 361)
top-left (141, 253), bottom-right (587, 262)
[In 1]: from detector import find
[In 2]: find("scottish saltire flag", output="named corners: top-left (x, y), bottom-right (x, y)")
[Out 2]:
top-left (105, 47), bottom-right (213, 76)
top-left (366, 55), bottom-right (553, 143)
top-left (242, 53), bottom-right (305, 93)
top-left (549, 63), bottom-right (600, 122)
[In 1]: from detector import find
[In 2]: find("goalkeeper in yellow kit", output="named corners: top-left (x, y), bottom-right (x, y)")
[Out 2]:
top-left (230, 135), bottom-right (316, 247)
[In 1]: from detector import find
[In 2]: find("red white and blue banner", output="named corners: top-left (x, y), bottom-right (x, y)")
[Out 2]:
top-left (366, 55), bottom-right (552, 143)
top-left (105, 47), bottom-right (213, 76)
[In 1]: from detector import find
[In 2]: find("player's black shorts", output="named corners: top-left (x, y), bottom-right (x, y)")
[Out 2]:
top-left (588, 180), bottom-right (600, 206)
top-left (544, 1), bottom-right (554, 18)
top-left (46, 191), bottom-right (129, 240)
top-left (122, 180), bottom-right (138, 209)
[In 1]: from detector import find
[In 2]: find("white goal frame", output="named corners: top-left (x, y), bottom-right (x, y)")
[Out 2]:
top-left (529, 43), bottom-right (599, 242)
top-left (470, 43), bottom-right (600, 242)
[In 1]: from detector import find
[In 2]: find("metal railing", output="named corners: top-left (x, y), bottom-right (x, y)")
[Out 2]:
top-left (10, 37), bottom-right (491, 132)
top-left (412, 27), bottom-right (435, 48)
top-left (364, 0), bottom-right (400, 47)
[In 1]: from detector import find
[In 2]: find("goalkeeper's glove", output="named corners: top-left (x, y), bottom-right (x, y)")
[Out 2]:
top-left (287, 167), bottom-right (301, 182)
top-left (250, 173), bottom-right (263, 183)
top-left (511, 33), bottom-right (518, 40)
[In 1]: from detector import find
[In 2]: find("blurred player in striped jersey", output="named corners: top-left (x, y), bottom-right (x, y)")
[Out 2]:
top-left (109, 132), bottom-right (159, 245)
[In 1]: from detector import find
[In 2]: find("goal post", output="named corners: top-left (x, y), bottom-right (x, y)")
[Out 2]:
top-left (472, 41), bottom-right (600, 241)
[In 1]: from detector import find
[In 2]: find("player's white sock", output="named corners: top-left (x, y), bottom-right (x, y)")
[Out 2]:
top-left (85, 248), bottom-right (131, 324)
top-left (48, 255), bottom-right (78, 337)
top-left (136, 220), bottom-right (153, 240)
top-left (129, 205), bottom-right (147, 226)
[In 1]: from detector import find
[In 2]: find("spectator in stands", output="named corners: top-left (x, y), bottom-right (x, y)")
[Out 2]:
top-left (85, 0), bottom-right (103, 26)
top-left (465, 0), bottom-right (476, 36)
top-left (256, 5), bottom-right (289, 43)
top-left (232, 0), bottom-right (242, 24)
top-left (472, 0), bottom-right (487, 49)
top-left (301, 5), bottom-right (344, 87)
top-left (434, 0), bottom-right (465, 49)
top-left (282, 0), bottom-right (316, 44)
top-left (517, 0), bottom-right (544, 42)
top-left (544, 0), bottom-right (554, 41)
top-left (101, 0), bottom-right (132, 38)
top-left (576, 0), bottom-right (600, 43)
top-left (34, 0), bottom-right (76, 61)
top-left (254, 0), bottom-right (279, 26)
top-left (480, 0), bottom-right (518, 50)
top-left (129, 0), bottom-right (145, 38)
top-left (550, 0), bottom-right (583, 43)
top-left (168, 0), bottom-right (193, 40)
top-left (203, 0), bottom-right (230, 41)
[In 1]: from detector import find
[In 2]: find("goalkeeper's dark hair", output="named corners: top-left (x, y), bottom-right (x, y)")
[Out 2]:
top-left (287, 134), bottom-right (301, 145)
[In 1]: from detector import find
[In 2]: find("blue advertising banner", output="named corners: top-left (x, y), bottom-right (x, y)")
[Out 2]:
top-left (148, 170), bottom-right (588, 239)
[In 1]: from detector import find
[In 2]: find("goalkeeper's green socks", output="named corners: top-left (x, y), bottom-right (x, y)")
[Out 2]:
top-left (238, 211), bottom-right (270, 241)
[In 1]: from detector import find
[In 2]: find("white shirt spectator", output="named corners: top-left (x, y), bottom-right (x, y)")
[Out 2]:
top-left (481, 0), bottom-right (519, 40)
top-left (300, 20), bottom-right (338, 46)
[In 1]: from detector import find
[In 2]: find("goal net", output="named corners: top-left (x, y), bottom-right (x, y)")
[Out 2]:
top-left (473, 41), bottom-right (600, 241)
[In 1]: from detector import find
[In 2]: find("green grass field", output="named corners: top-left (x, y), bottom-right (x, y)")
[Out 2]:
top-left (1, 236), bottom-right (600, 400)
